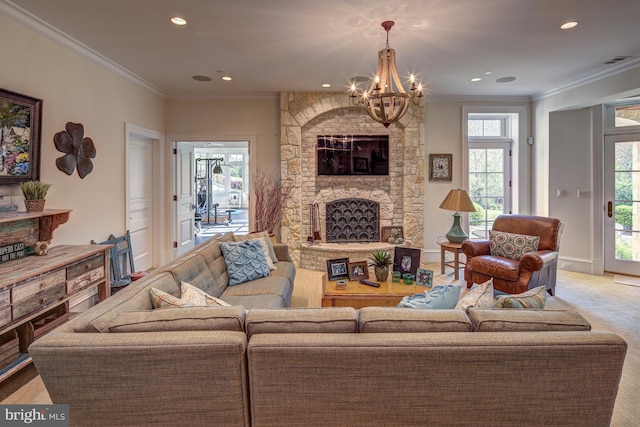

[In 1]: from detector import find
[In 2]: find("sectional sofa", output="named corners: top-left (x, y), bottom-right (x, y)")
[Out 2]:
top-left (29, 232), bottom-right (627, 426)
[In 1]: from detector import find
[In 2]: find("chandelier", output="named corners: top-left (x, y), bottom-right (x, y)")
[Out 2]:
top-left (349, 21), bottom-right (424, 128)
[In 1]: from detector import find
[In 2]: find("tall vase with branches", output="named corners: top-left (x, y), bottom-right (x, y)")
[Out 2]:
top-left (252, 168), bottom-right (294, 235)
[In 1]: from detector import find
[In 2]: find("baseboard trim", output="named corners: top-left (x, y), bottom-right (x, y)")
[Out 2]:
top-left (558, 256), bottom-right (593, 274)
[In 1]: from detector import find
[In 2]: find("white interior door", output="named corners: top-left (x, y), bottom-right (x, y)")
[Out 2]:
top-left (175, 142), bottom-right (195, 255)
top-left (604, 133), bottom-right (640, 275)
top-left (128, 135), bottom-right (154, 271)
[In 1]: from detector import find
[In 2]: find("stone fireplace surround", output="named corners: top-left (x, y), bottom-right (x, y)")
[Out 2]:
top-left (280, 92), bottom-right (424, 270)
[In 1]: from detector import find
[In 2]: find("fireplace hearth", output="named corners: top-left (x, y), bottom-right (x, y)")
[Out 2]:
top-left (325, 198), bottom-right (380, 243)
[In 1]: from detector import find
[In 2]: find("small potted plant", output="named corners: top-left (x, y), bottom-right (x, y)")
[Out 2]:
top-left (368, 250), bottom-right (393, 282)
top-left (20, 180), bottom-right (52, 212)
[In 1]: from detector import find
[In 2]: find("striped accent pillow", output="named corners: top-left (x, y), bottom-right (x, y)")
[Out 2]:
top-left (493, 285), bottom-right (546, 309)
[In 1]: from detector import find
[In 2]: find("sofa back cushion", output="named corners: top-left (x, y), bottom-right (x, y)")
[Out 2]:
top-left (194, 241), bottom-right (230, 291)
top-left (169, 254), bottom-right (224, 298)
top-left (105, 306), bottom-right (247, 333)
top-left (469, 309), bottom-right (591, 332)
top-left (74, 272), bottom-right (179, 333)
top-left (246, 308), bottom-right (357, 339)
top-left (358, 307), bottom-right (471, 333)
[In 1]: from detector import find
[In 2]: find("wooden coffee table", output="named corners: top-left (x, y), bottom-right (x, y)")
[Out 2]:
top-left (321, 273), bottom-right (426, 309)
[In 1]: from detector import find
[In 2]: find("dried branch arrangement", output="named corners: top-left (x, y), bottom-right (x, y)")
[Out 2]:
top-left (252, 168), bottom-right (294, 233)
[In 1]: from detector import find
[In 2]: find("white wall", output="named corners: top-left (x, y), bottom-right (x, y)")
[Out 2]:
top-left (0, 12), bottom-right (165, 246)
top-left (165, 97), bottom-right (280, 171)
top-left (533, 64), bottom-right (640, 273)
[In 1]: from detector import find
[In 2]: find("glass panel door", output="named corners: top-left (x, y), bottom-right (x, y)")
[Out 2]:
top-left (604, 134), bottom-right (640, 274)
top-left (468, 144), bottom-right (511, 239)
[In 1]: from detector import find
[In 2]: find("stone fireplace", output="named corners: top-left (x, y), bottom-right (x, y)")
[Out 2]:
top-left (325, 198), bottom-right (380, 243)
top-left (279, 92), bottom-right (424, 269)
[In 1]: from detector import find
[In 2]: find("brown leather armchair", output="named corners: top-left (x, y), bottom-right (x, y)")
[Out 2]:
top-left (461, 214), bottom-right (562, 295)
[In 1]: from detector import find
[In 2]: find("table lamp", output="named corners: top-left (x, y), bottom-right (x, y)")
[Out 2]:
top-left (439, 189), bottom-right (476, 243)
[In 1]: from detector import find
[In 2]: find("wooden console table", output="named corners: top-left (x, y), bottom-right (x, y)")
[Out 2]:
top-left (0, 209), bottom-right (111, 382)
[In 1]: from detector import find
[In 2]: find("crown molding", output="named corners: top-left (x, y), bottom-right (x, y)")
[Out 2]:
top-left (166, 92), bottom-right (279, 101)
top-left (425, 95), bottom-right (531, 103)
top-left (532, 56), bottom-right (640, 102)
top-left (0, 0), bottom-right (165, 97)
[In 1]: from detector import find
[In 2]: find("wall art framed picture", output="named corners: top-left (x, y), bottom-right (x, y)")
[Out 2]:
top-left (429, 153), bottom-right (452, 182)
top-left (392, 247), bottom-right (421, 277)
top-left (326, 257), bottom-right (350, 281)
top-left (416, 268), bottom-right (434, 287)
top-left (348, 261), bottom-right (369, 280)
top-left (0, 88), bottom-right (42, 183)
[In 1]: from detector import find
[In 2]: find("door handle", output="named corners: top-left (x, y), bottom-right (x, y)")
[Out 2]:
top-left (607, 201), bottom-right (613, 218)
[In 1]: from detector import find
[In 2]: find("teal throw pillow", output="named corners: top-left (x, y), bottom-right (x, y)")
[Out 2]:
top-left (220, 240), bottom-right (271, 286)
top-left (489, 231), bottom-right (540, 260)
top-left (396, 284), bottom-right (462, 309)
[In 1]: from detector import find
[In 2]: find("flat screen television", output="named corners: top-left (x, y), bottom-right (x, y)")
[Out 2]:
top-left (317, 135), bottom-right (389, 176)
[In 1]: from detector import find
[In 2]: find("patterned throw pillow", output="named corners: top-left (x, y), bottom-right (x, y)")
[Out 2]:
top-left (233, 231), bottom-right (278, 263)
top-left (396, 284), bottom-right (462, 309)
top-left (220, 240), bottom-right (271, 286)
top-left (181, 281), bottom-right (231, 307)
top-left (493, 285), bottom-right (546, 309)
top-left (489, 231), bottom-right (540, 260)
top-left (454, 279), bottom-right (494, 312)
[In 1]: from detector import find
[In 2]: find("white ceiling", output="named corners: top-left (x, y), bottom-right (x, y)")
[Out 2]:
top-left (6, 0), bottom-right (640, 98)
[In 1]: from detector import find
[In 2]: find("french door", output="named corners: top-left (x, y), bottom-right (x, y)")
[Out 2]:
top-left (604, 133), bottom-right (640, 275)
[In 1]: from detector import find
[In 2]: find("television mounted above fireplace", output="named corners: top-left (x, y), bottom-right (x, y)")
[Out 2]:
top-left (317, 135), bottom-right (389, 176)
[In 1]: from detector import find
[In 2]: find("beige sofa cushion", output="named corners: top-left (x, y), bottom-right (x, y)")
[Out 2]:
top-left (246, 308), bottom-right (357, 339)
top-left (105, 306), bottom-right (247, 332)
top-left (469, 309), bottom-right (591, 332)
top-left (169, 254), bottom-right (224, 298)
top-left (74, 272), bottom-right (179, 333)
top-left (358, 307), bottom-right (472, 333)
top-left (194, 241), bottom-right (230, 291)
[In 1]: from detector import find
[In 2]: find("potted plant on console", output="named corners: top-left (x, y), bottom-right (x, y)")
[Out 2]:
top-left (369, 250), bottom-right (393, 281)
top-left (20, 180), bottom-right (52, 212)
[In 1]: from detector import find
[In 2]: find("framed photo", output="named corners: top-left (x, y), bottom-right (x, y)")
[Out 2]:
top-left (348, 261), bottom-right (369, 280)
top-left (416, 268), bottom-right (434, 287)
top-left (393, 247), bottom-right (421, 277)
top-left (429, 153), bottom-right (452, 182)
top-left (326, 257), bottom-right (350, 281)
top-left (353, 157), bottom-right (369, 173)
top-left (381, 226), bottom-right (404, 243)
top-left (0, 88), bottom-right (42, 183)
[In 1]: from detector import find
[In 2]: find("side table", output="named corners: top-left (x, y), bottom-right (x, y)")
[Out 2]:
top-left (437, 241), bottom-right (465, 280)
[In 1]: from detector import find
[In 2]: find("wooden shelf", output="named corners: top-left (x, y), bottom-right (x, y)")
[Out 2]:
top-left (0, 209), bottom-right (71, 246)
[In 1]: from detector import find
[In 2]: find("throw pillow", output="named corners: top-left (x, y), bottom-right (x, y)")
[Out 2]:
top-left (489, 230), bottom-right (540, 260)
top-left (181, 281), bottom-right (231, 307)
top-left (233, 231), bottom-right (278, 263)
top-left (149, 287), bottom-right (203, 309)
top-left (454, 279), bottom-right (494, 312)
top-left (493, 285), bottom-right (547, 309)
top-left (396, 284), bottom-right (462, 309)
top-left (220, 240), bottom-right (271, 286)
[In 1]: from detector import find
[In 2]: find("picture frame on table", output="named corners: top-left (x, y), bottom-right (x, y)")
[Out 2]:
top-left (392, 247), bottom-right (421, 277)
top-left (416, 268), bottom-right (434, 287)
top-left (326, 257), bottom-right (350, 281)
top-left (0, 88), bottom-right (42, 183)
top-left (429, 153), bottom-right (452, 182)
top-left (348, 261), bottom-right (369, 280)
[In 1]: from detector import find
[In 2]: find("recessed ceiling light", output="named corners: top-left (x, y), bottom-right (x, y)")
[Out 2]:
top-left (192, 75), bottom-right (212, 82)
top-left (322, 83), bottom-right (331, 88)
top-left (484, 71), bottom-right (492, 75)
top-left (560, 21), bottom-right (578, 30)
top-left (221, 76), bottom-right (232, 81)
top-left (171, 17), bottom-right (187, 26)
top-left (496, 76), bottom-right (516, 83)
top-left (470, 77), bottom-right (482, 82)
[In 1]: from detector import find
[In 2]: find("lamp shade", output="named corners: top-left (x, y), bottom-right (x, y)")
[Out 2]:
top-left (439, 189), bottom-right (476, 213)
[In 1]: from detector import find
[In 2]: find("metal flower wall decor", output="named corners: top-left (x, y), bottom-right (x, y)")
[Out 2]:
top-left (54, 122), bottom-right (96, 179)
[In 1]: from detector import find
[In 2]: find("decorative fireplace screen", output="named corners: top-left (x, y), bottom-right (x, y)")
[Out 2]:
top-left (325, 198), bottom-right (380, 243)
